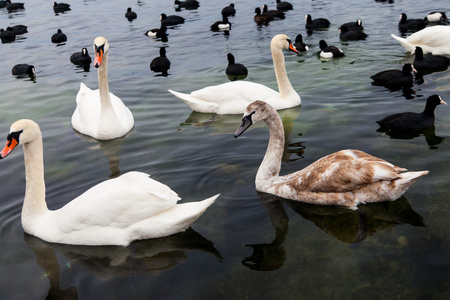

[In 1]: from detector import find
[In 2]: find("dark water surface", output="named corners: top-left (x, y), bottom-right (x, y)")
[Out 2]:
top-left (0, 0), bottom-right (449, 299)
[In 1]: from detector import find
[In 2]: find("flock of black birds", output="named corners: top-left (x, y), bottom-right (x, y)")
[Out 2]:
top-left (142, 1), bottom-right (449, 144)
top-left (1, 0), bottom-right (449, 143)
top-left (1, 2), bottom-right (73, 77)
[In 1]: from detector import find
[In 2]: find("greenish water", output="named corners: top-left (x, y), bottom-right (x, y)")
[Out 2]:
top-left (0, 0), bottom-right (449, 299)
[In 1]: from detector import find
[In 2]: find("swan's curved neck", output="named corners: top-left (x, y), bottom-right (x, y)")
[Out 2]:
top-left (97, 52), bottom-right (121, 135)
top-left (97, 52), bottom-right (115, 115)
top-left (22, 134), bottom-right (49, 224)
top-left (256, 112), bottom-right (284, 188)
top-left (271, 45), bottom-right (295, 99)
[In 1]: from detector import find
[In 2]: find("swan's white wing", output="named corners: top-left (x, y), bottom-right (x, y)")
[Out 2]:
top-left (392, 26), bottom-right (450, 55)
top-left (170, 81), bottom-right (281, 114)
top-left (109, 92), bottom-right (134, 131)
top-left (406, 26), bottom-right (450, 45)
top-left (54, 172), bottom-right (180, 232)
top-left (279, 150), bottom-right (403, 193)
top-left (72, 83), bottom-right (101, 137)
top-left (128, 194), bottom-right (219, 240)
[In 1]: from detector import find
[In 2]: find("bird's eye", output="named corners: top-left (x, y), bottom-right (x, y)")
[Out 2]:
top-left (6, 130), bottom-right (23, 147)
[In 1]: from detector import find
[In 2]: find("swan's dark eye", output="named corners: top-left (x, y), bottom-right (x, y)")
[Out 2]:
top-left (6, 130), bottom-right (23, 147)
top-left (286, 39), bottom-right (292, 44)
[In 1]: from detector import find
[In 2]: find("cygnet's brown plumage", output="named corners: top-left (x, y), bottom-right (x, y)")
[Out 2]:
top-left (234, 101), bottom-right (428, 209)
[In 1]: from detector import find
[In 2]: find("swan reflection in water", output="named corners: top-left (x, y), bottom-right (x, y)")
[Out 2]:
top-left (25, 228), bottom-right (222, 299)
top-left (73, 129), bottom-right (133, 177)
top-left (243, 192), bottom-right (424, 271)
top-left (180, 106), bottom-right (304, 162)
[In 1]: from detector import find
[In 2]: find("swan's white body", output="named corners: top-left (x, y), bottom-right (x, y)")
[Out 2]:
top-left (1, 120), bottom-right (218, 246)
top-left (169, 34), bottom-right (301, 114)
top-left (234, 101), bottom-right (428, 209)
top-left (391, 26), bottom-right (450, 55)
top-left (72, 37), bottom-right (134, 140)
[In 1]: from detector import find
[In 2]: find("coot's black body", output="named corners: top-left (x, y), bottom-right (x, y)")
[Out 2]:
top-left (376, 95), bottom-right (447, 133)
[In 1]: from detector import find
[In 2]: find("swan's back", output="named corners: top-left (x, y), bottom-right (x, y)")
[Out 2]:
top-left (72, 83), bottom-right (134, 139)
top-left (169, 34), bottom-right (301, 114)
top-left (391, 26), bottom-right (450, 54)
top-left (170, 81), bottom-right (298, 114)
top-left (264, 149), bottom-right (428, 207)
top-left (34, 172), bottom-right (217, 246)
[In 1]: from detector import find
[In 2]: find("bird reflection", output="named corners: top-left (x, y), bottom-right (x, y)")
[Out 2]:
top-left (180, 106), bottom-right (303, 162)
top-left (73, 129), bottom-right (133, 177)
top-left (24, 228), bottom-right (222, 297)
top-left (72, 64), bottom-right (90, 72)
top-left (370, 72), bottom-right (425, 100)
top-left (242, 192), bottom-right (424, 271)
top-left (24, 234), bottom-right (79, 300)
top-left (372, 84), bottom-right (418, 100)
top-left (377, 125), bottom-right (445, 149)
top-left (285, 195), bottom-right (424, 244)
top-left (242, 192), bottom-right (288, 271)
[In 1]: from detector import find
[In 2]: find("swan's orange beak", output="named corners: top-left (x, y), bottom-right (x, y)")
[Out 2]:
top-left (94, 48), bottom-right (103, 68)
top-left (289, 42), bottom-right (299, 54)
top-left (0, 138), bottom-right (18, 159)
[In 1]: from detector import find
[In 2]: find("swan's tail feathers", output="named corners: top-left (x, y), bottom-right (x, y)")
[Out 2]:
top-left (398, 170), bottom-right (429, 185)
top-left (168, 193), bottom-right (219, 226)
top-left (168, 89), bottom-right (191, 101)
top-left (198, 193), bottom-right (220, 207)
top-left (129, 194), bottom-right (219, 242)
top-left (391, 170), bottom-right (429, 199)
top-left (168, 89), bottom-right (219, 113)
top-left (391, 33), bottom-right (414, 52)
top-left (176, 193), bottom-right (219, 222)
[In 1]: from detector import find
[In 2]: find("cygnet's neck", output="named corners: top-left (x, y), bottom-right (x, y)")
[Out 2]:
top-left (256, 111), bottom-right (285, 189)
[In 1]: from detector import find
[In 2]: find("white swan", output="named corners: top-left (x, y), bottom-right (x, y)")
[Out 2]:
top-left (391, 26), bottom-right (450, 55)
top-left (0, 119), bottom-right (219, 246)
top-left (234, 101), bottom-right (428, 209)
top-left (168, 34), bottom-right (301, 114)
top-left (72, 37), bottom-right (134, 140)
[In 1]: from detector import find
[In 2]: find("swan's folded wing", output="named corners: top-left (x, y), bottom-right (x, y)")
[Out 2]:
top-left (72, 83), bottom-right (101, 135)
top-left (128, 194), bottom-right (219, 240)
top-left (170, 81), bottom-right (281, 114)
top-left (75, 82), bottom-right (92, 104)
top-left (194, 82), bottom-right (280, 104)
top-left (406, 26), bottom-right (450, 45)
top-left (285, 150), bottom-right (402, 193)
top-left (55, 172), bottom-right (181, 232)
top-left (392, 27), bottom-right (450, 55)
top-left (109, 92), bottom-right (135, 131)
top-left (169, 89), bottom-right (220, 113)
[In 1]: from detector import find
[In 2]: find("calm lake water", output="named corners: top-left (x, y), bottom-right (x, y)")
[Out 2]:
top-left (0, 0), bottom-right (449, 299)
